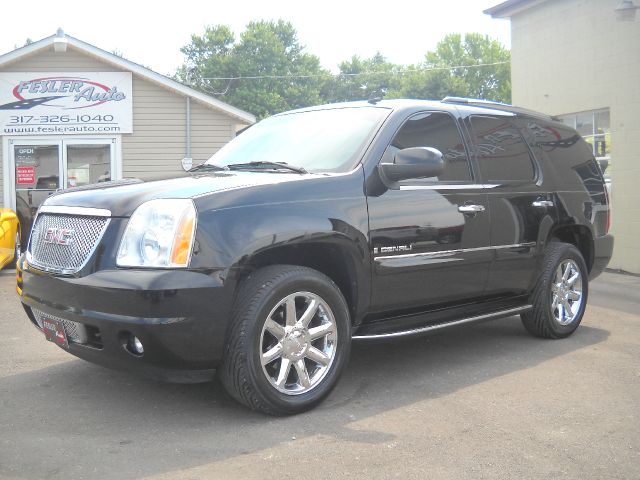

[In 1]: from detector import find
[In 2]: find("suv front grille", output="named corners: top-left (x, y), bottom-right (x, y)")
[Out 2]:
top-left (28, 212), bottom-right (109, 274)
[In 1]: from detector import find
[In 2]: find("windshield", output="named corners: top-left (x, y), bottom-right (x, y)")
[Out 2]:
top-left (205, 106), bottom-right (390, 173)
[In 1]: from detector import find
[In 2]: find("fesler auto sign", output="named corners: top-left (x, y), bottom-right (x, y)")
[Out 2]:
top-left (0, 72), bottom-right (132, 135)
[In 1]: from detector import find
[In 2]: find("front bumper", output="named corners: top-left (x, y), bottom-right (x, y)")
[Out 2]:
top-left (18, 257), bottom-right (232, 383)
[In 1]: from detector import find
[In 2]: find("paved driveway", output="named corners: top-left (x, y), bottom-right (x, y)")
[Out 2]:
top-left (0, 271), bottom-right (638, 480)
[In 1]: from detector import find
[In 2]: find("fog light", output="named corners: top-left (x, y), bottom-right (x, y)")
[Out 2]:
top-left (120, 331), bottom-right (145, 356)
top-left (130, 336), bottom-right (144, 354)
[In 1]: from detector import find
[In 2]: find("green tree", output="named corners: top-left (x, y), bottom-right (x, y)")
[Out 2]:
top-left (323, 52), bottom-right (402, 103)
top-left (177, 21), bottom-right (328, 119)
top-left (178, 26), bottom-right (511, 116)
top-left (14, 38), bottom-right (33, 49)
top-left (398, 33), bottom-right (511, 102)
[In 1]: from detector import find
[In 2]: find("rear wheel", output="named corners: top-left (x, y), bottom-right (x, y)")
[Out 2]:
top-left (219, 265), bottom-right (351, 415)
top-left (521, 242), bottom-right (588, 339)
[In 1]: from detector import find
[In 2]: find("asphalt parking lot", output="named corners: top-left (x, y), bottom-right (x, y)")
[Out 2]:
top-left (0, 270), bottom-right (638, 480)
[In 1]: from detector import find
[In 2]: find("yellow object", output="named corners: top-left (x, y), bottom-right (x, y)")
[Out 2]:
top-left (0, 209), bottom-right (20, 270)
top-left (170, 214), bottom-right (195, 266)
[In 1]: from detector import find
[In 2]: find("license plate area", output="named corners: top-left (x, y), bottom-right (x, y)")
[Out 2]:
top-left (42, 317), bottom-right (69, 349)
top-left (32, 308), bottom-right (92, 346)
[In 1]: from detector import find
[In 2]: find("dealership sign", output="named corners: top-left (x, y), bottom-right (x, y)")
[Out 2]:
top-left (0, 72), bottom-right (132, 135)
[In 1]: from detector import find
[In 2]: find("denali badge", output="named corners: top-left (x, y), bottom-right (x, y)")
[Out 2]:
top-left (43, 228), bottom-right (75, 246)
top-left (373, 244), bottom-right (413, 255)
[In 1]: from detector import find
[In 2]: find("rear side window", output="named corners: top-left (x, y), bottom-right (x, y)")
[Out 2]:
top-left (519, 117), bottom-right (606, 194)
top-left (519, 119), bottom-right (594, 169)
top-left (469, 115), bottom-right (536, 183)
top-left (382, 111), bottom-right (471, 182)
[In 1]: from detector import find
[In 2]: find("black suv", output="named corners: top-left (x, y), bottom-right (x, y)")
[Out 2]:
top-left (17, 98), bottom-right (613, 415)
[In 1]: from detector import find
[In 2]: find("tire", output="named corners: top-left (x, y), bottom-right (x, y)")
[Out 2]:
top-left (521, 242), bottom-right (588, 339)
top-left (219, 265), bottom-right (351, 415)
top-left (9, 226), bottom-right (21, 269)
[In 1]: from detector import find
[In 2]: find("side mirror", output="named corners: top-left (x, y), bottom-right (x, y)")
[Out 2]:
top-left (379, 147), bottom-right (444, 183)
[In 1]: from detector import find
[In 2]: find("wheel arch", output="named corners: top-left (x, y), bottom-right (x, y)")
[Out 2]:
top-left (547, 224), bottom-right (594, 272)
top-left (231, 239), bottom-right (368, 325)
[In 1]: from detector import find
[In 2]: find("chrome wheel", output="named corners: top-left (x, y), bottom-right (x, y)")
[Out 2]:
top-left (551, 259), bottom-right (583, 325)
top-left (260, 291), bottom-right (338, 395)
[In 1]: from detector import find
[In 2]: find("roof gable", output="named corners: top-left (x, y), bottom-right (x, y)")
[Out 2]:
top-left (484, 0), bottom-right (549, 18)
top-left (0, 32), bottom-right (255, 124)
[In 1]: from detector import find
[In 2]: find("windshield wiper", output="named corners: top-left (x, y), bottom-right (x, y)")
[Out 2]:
top-left (188, 163), bottom-right (229, 173)
top-left (226, 161), bottom-right (308, 174)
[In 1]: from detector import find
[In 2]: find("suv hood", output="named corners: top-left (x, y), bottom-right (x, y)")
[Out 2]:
top-left (42, 171), bottom-right (310, 217)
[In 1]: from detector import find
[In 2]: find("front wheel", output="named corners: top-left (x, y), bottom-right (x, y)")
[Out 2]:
top-left (10, 226), bottom-right (21, 269)
top-left (219, 265), bottom-right (351, 415)
top-left (521, 242), bottom-right (588, 339)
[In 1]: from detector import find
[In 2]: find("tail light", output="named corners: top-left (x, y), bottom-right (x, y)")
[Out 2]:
top-left (604, 183), bottom-right (611, 234)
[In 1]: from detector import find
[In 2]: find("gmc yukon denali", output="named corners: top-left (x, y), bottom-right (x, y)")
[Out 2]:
top-left (17, 98), bottom-right (613, 415)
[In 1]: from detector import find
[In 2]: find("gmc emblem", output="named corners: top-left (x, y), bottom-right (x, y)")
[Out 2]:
top-left (43, 228), bottom-right (75, 246)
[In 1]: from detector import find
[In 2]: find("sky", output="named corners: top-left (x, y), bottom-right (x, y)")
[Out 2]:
top-left (0, 0), bottom-right (511, 76)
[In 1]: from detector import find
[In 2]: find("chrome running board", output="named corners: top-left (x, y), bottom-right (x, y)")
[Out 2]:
top-left (352, 305), bottom-right (532, 340)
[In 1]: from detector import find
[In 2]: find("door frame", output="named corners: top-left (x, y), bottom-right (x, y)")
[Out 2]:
top-left (2, 135), bottom-right (122, 210)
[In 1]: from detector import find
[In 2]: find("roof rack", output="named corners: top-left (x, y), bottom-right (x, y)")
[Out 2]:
top-left (441, 96), bottom-right (511, 106)
top-left (441, 96), bottom-right (554, 121)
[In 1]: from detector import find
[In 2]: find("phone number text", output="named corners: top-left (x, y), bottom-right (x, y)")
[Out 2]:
top-left (8, 115), bottom-right (115, 124)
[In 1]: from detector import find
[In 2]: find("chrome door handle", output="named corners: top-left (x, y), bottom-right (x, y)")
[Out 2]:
top-left (532, 200), bottom-right (554, 208)
top-left (458, 204), bottom-right (486, 213)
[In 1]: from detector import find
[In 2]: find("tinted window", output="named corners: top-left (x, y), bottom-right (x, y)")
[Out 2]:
top-left (519, 117), bottom-right (605, 193)
top-left (470, 116), bottom-right (536, 183)
top-left (382, 111), bottom-right (471, 182)
top-left (519, 118), bottom-right (593, 170)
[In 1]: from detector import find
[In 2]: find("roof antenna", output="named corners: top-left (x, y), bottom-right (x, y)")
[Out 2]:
top-left (368, 87), bottom-right (387, 104)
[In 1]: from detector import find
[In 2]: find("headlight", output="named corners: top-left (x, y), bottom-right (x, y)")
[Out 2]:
top-left (117, 199), bottom-right (196, 268)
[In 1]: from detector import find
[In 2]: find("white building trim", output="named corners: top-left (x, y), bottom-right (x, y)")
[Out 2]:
top-left (484, 0), bottom-right (549, 18)
top-left (0, 32), bottom-right (256, 125)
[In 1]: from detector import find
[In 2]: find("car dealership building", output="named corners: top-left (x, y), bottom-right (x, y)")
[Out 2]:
top-left (486, 0), bottom-right (640, 274)
top-left (0, 30), bottom-right (254, 239)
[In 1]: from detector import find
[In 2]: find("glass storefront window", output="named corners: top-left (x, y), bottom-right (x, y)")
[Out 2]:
top-left (595, 110), bottom-right (610, 132)
top-left (575, 111), bottom-right (594, 137)
top-left (66, 144), bottom-right (111, 187)
top-left (557, 108), bottom-right (611, 180)
top-left (14, 144), bottom-right (61, 240)
top-left (11, 139), bottom-right (114, 242)
top-left (14, 145), bottom-right (60, 190)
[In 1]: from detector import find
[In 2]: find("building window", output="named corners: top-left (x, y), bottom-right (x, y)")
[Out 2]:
top-left (557, 109), bottom-right (611, 179)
